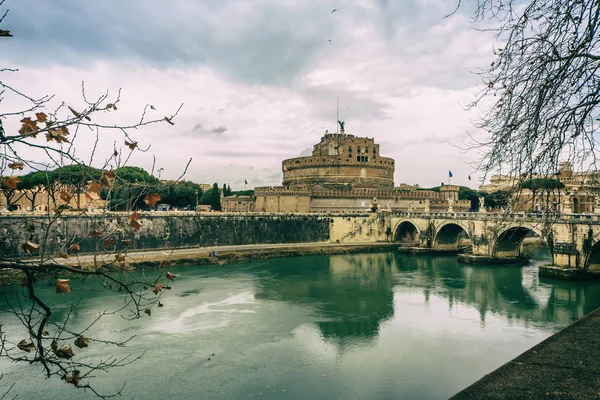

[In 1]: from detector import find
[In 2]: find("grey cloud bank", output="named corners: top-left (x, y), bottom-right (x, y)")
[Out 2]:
top-left (2, 0), bottom-right (495, 189)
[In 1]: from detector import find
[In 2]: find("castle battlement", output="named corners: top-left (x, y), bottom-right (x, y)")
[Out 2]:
top-left (282, 132), bottom-right (394, 189)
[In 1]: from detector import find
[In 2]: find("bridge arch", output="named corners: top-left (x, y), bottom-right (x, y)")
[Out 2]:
top-left (393, 220), bottom-right (420, 245)
top-left (494, 225), bottom-right (544, 258)
top-left (433, 222), bottom-right (471, 251)
top-left (584, 235), bottom-right (600, 270)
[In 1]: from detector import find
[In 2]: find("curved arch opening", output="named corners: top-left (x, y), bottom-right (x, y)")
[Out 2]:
top-left (495, 227), bottom-right (543, 258)
top-left (434, 223), bottom-right (471, 251)
top-left (586, 241), bottom-right (600, 270)
top-left (394, 221), bottom-right (419, 246)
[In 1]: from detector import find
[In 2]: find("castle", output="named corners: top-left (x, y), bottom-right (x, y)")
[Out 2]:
top-left (223, 127), bottom-right (471, 213)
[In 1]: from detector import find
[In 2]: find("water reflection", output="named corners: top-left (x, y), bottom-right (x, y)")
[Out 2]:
top-left (254, 250), bottom-right (600, 346)
top-left (254, 253), bottom-right (396, 346)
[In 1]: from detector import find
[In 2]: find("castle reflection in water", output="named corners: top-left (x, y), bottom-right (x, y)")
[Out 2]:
top-left (253, 251), bottom-right (600, 346)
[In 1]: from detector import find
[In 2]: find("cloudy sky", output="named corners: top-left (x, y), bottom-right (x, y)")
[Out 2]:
top-left (1, 0), bottom-right (497, 189)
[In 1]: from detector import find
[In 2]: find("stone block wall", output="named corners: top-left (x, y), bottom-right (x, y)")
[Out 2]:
top-left (0, 212), bottom-right (332, 258)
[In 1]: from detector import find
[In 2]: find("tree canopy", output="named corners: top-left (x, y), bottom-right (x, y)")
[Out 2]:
top-left (520, 178), bottom-right (566, 191)
top-left (462, 0), bottom-right (600, 179)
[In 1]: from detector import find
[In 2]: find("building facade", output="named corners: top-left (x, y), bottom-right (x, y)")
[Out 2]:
top-left (479, 162), bottom-right (598, 213)
top-left (222, 129), bottom-right (471, 213)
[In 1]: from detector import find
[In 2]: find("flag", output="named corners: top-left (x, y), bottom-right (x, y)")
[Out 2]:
top-left (244, 179), bottom-right (248, 185)
top-left (468, 175), bottom-right (471, 180)
top-left (449, 170), bottom-right (453, 178)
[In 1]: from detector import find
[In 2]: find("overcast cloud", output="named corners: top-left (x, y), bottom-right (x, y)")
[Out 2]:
top-left (1, 0), bottom-right (496, 189)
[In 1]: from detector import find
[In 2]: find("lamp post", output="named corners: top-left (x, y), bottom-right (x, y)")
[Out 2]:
top-left (195, 189), bottom-right (199, 211)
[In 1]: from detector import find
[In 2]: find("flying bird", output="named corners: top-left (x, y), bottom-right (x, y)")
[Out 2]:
top-left (328, 39), bottom-right (332, 42)
top-left (331, 9), bottom-right (338, 13)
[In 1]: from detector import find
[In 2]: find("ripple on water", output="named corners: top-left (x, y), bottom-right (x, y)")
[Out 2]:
top-left (153, 291), bottom-right (258, 334)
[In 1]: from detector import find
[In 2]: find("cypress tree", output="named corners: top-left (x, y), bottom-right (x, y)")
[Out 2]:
top-left (211, 183), bottom-right (221, 210)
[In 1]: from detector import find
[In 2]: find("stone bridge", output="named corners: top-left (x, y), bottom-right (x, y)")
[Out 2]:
top-left (330, 211), bottom-right (600, 269)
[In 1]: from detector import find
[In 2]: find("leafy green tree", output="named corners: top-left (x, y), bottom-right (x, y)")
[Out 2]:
top-left (107, 167), bottom-right (160, 211)
top-left (458, 186), bottom-right (480, 211)
top-left (520, 178), bottom-right (565, 210)
top-left (19, 171), bottom-right (50, 211)
top-left (210, 183), bottom-right (221, 210)
top-left (232, 189), bottom-right (254, 196)
top-left (156, 180), bottom-right (202, 210)
top-left (481, 190), bottom-right (511, 210)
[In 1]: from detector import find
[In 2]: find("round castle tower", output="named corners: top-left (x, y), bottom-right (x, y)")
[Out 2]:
top-left (282, 131), bottom-right (395, 189)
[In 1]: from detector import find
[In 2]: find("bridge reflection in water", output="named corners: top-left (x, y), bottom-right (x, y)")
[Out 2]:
top-left (254, 250), bottom-right (600, 346)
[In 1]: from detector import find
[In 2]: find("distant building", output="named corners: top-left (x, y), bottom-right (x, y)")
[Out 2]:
top-left (0, 184), bottom-right (107, 212)
top-left (479, 162), bottom-right (598, 213)
top-left (222, 129), bottom-right (470, 213)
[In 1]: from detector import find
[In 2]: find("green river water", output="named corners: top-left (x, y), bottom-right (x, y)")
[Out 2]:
top-left (2, 250), bottom-right (600, 399)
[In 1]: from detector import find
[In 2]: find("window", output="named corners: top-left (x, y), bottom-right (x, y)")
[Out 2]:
top-left (348, 146), bottom-right (352, 152)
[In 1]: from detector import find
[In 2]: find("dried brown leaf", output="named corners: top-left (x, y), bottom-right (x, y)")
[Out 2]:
top-left (74, 336), bottom-right (91, 348)
top-left (100, 170), bottom-right (116, 189)
top-left (130, 219), bottom-right (142, 231)
top-left (164, 116), bottom-right (175, 125)
top-left (68, 243), bottom-right (80, 253)
top-left (129, 212), bottom-right (142, 230)
top-left (166, 272), bottom-right (179, 281)
top-left (55, 345), bottom-right (74, 359)
top-left (2, 176), bottom-right (20, 190)
top-left (45, 126), bottom-right (70, 143)
top-left (18, 117), bottom-right (39, 137)
top-left (68, 106), bottom-right (80, 118)
top-left (125, 140), bottom-right (138, 150)
top-left (88, 181), bottom-right (101, 194)
top-left (57, 251), bottom-right (69, 259)
top-left (115, 253), bottom-right (126, 262)
top-left (55, 279), bottom-right (71, 294)
top-left (22, 240), bottom-right (40, 252)
top-left (144, 308), bottom-right (152, 317)
top-left (88, 229), bottom-right (103, 238)
top-left (152, 283), bottom-right (164, 295)
top-left (144, 193), bottom-right (161, 208)
top-left (103, 237), bottom-right (117, 251)
top-left (59, 191), bottom-right (73, 203)
top-left (35, 112), bottom-right (47, 123)
top-left (17, 340), bottom-right (36, 352)
top-left (8, 161), bottom-right (24, 170)
top-left (158, 301), bottom-right (164, 308)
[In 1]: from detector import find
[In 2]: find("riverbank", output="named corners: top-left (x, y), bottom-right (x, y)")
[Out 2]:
top-left (450, 306), bottom-right (600, 399)
top-left (90, 242), bottom-right (398, 269)
top-left (0, 242), bottom-right (398, 283)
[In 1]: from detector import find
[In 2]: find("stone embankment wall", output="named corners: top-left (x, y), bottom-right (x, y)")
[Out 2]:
top-left (0, 212), bottom-right (342, 258)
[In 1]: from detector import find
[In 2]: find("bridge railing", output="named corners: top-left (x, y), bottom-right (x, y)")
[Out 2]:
top-left (388, 211), bottom-right (600, 223)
